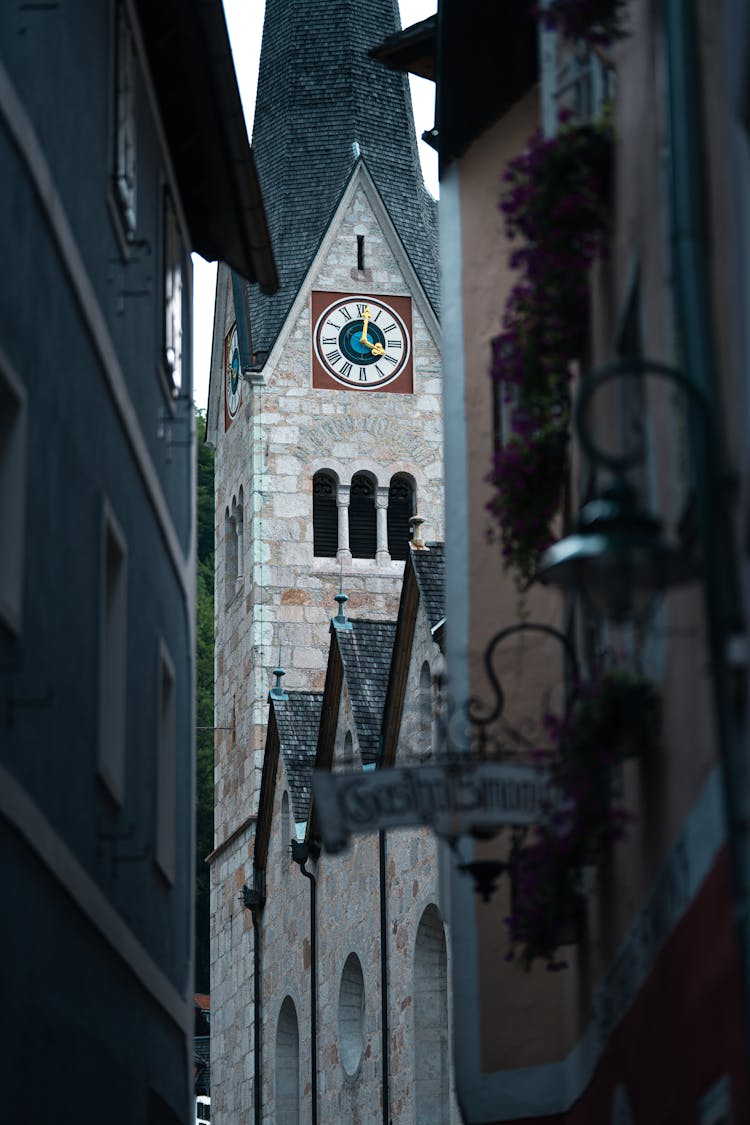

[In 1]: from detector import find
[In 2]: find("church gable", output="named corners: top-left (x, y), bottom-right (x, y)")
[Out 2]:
top-left (262, 161), bottom-right (439, 393)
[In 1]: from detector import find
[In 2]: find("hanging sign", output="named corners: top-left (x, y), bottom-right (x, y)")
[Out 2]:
top-left (312, 761), bottom-right (550, 854)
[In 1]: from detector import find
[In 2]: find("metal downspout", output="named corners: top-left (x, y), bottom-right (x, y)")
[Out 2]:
top-left (252, 906), bottom-right (263, 1125)
top-left (379, 829), bottom-right (390, 1125)
top-left (293, 843), bottom-right (318, 1125)
top-left (242, 880), bottom-right (266, 1125)
top-left (664, 0), bottom-right (750, 1044)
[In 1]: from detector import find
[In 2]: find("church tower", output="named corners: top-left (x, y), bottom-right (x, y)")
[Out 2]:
top-left (206, 6), bottom-right (442, 1113)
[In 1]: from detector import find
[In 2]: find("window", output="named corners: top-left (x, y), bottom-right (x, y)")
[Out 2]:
top-left (349, 473), bottom-right (376, 559)
top-left (276, 997), bottom-right (299, 1124)
top-left (281, 791), bottom-right (291, 865)
top-left (163, 190), bottom-right (183, 396)
top-left (224, 501), bottom-right (238, 605)
top-left (387, 473), bottom-right (415, 560)
top-left (313, 471), bottom-right (338, 558)
top-left (156, 640), bottom-right (177, 883)
top-left (338, 953), bottom-right (365, 1077)
top-left (0, 354), bottom-right (27, 635)
top-left (113, 0), bottom-right (137, 237)
top-left (98, 504), bottom-right (128, 804)
top-left (342, 731), bottom-right (353, 766)
top-left (419, 662), bottom-right (432, 759)
top-left (538, 7), bottom-right (615, 137)
top-left (414, 906), bottom-right (449, 1124)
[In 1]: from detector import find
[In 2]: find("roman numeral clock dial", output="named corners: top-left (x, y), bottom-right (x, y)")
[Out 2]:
top-left (312, 293), bottom-right (413, 392)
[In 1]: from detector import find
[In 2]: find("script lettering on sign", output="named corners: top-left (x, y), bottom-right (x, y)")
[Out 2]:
top-left (312, 762), bottom-right (551, 854)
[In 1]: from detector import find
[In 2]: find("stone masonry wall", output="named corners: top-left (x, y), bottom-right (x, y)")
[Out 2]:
top-left (213, 174), bottom-right (443, 849)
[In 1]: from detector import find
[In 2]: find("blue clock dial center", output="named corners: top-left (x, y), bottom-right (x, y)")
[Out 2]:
top-left (340, 320), bottom-right (385, 364)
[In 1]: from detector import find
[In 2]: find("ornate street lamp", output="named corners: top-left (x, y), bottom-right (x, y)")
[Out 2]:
top-left (538, 359), bottom-right (708, 621)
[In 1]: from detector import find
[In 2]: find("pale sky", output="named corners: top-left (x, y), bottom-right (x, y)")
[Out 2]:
top-left (191, 0), bottom-right (439, 412)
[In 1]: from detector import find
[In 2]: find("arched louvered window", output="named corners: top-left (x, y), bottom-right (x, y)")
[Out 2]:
top-left (276, 996), bottom-right (299, 1124)
top-left (387, 473), bottom-right (415, 560)
top-left (419, 661), bottom-right (432, 759)
top-left (313, 470), bottom-right (338, 558)
top-left (414, 905), bottom-right (449, 1124)
top-left (281, 790), bottom-right (291, 865)
top-left (349, 473), bottom-right (376, 559)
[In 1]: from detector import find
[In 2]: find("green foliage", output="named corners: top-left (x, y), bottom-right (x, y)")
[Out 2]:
top-left (195, 410), bottom-right (214, 993)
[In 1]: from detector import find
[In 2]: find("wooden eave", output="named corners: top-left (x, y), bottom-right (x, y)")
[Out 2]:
top-left (254, 705), bottom-right (281, 874)
top-left (379, 554), bottom-right (420, 768)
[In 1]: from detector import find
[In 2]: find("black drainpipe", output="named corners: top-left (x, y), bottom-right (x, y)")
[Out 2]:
top-left (379, 828), bottom-right (390, 1125)
top-left (242, 875), bottom-right (266, 1125)
top-left (292, 840), bottom-right (318, 1125)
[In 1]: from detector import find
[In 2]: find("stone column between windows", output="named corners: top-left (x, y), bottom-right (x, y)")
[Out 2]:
top-left (376, 486), bottom-right (390, 566)
top-left (337, 485), bottom-right (352, 566)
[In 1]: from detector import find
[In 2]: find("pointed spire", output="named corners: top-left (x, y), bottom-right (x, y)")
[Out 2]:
top-left (247, 0), bottom-right (439, 359)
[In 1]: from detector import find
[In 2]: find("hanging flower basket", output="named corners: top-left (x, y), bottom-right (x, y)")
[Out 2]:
top-left (506, 841), bottom-right (585, 970)
top-left (487, 120), bottom-right (613, 589)
top-left (563, 670), bottom-right (662, 765)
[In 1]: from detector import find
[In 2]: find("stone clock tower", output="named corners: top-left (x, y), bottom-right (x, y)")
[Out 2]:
top-left (205, 4), bottom-right (442, 1111)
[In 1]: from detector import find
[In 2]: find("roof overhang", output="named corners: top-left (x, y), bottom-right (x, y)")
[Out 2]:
top-left (370, 2), bottom-right (539, 171)
top-left (369, 15), bottom-right (436, 80)
top-left (135, 0), bottom-right (278, 291)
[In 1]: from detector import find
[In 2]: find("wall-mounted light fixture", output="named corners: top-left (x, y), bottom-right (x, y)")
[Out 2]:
top-left (538, 358), bottom-right (708, 622)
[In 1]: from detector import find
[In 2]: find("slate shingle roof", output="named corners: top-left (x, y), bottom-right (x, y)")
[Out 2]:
top-left (337, 620), bottom-right (397, 764)
top-left (411, 542), bottom-right (445, 631)
top-left (273, 690), bottom-right (324, 821)
top-left (246, 0), bottom-right (439, 358)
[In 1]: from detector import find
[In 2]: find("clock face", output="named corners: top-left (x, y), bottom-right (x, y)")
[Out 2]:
top-left (225, 324), bottom-right (241, 419)
top-left (313, 295), bottom-right (411, 389)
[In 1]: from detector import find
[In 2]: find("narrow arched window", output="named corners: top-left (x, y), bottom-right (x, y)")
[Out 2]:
top-left (224, 504), bottom-right (237, 604)
top-left (342, 731), bottom-right (353, 766)
top-left (349, 473), bottom-right (376, 558)
top-left (419, 662), bottom-right (432, 759)
top-left (236, 486), bottom-right (245, 580)
top-left (387, 473), bottom-right (414, 560)
top-left (414, 905), bottom-right (449, 1124)
top-left (276, 996), bottom-right (299, 1124)
top-left (313, 471), bottom-right (338, 558)
top-left (281, 790), bottom-right (291, 865)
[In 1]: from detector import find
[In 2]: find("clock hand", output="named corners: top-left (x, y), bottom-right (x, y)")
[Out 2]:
top-left (369, 341), bottom-right (385, 357)
top-left (360, 305), bottom-right (372, 344)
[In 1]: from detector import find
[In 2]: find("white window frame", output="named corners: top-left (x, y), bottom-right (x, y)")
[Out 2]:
top-left (98, 501), bottom-right (128, 804)
top-left (0, 351), bottom-right (27, 636)
top-left (155, 638), bottom-right (177, 884)
top-left (113, 0), bottom-right (137, 239)
top-left (163, 189), bottom-right (183, 397)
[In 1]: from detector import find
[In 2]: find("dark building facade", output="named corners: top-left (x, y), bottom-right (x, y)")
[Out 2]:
top-left (0, 2), bottom-right (274, 1120)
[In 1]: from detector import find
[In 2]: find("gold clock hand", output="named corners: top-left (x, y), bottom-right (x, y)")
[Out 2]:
top-left (369, 342), bottom-right (385, 357)
top-left (360, 305), bottom-right (372, 343)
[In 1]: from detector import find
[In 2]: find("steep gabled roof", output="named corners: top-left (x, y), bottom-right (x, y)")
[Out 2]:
top-left (336, 620), bottom-right (397, 765)
top-left (135, 0), bottom-right (277, 288)
top-left (411, 543), bottom-right (446, 633)
top-left (255, 690), bottom-right (322, 871)
top-left (274, 691), bottom-right (324, 821)
top-left (380, 543), bottom-right (445, 766)
top-left (246, 0), bottom-right (439, 359)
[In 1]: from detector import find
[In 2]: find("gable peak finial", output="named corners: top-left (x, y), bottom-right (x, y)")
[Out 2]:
top-left (409, 514), bottom-right (429, 551)
top-left (269, 643), bottom-right (288, 700)
top-left (333, 560), bottom-right (353, 631)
